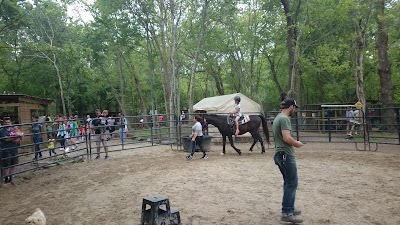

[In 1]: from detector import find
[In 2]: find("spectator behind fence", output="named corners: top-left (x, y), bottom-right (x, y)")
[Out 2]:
top-left (180, 111), bottom-right (186, 125)
top-left (56, 116), bottom-right (67, 151)
top-left (346, 108), bottom-right (354, 136)
top-left (370, 109), bottom-right (376, 127)
top-left (269, 114), bottom-right (276, 125)
top-left (45, 116), bottom-right (53, 139)
top-left (67, 115), bottom-right (78, 150)
top-left (301, 112), bottom-right (307, 130)
top-left (105, 111), bottom-right (115, 140)
top-left (140, 118), bottom-right (144, 128)
top-left (92, 109), bottom-right (109, 160)
top-left (86, 115), bottom-right (92, 140)
top-left (117, 112), bottom-right (127, 143)
top-left (47, 133), bottom-right (56, 156)
top-left (31, 116), bottom-right (43, 159)
top-left (0, 117), bottom-right (23, 183)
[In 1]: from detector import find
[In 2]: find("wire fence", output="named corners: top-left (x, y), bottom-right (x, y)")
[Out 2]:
top-left (1, 106), bottom-right (399, 182)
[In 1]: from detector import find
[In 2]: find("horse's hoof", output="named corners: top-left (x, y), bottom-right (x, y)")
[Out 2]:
top-left (220, 152), bottom-right (225, 155)
top-left (238, 151), bottom-right (242, 156)
top-left (261, 151), bottom-right (265, 154)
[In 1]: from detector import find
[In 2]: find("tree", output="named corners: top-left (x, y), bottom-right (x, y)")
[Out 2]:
top-left (280, 0), bottom-right (301, 100)
top-left (188, 0), bottom-right (209, 114)
top-left (27, 0), bottom-right (69, 115)
top-left (375, 0), bottom-right (394, 128)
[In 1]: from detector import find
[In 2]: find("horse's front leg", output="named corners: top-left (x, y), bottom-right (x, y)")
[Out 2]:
top-left (228, 135), bottom-right (241, 155)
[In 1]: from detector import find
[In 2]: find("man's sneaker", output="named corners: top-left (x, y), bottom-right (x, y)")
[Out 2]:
top-left (281, 214), bottom-right (303, 224)
top-left (94, 155), bottom-right (100, 160)
top-left (186, 155), bottom-right (193, 160)
top-left (104, 156), bottom-right (109, 160)
top-left (293, 209), bottom-right (301, 216)
top-left (201, 154), bottom-right (208, 159)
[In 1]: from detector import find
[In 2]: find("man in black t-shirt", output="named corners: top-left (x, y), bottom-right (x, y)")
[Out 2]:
top-left (91, 109), bottom-right (109, 160)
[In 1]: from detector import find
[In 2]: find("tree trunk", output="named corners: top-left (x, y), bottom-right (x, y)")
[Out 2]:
top-left (53, 54), bottom-right (67, 116)
top-left (265, 53), bottom-right (284, 94)
top-left (354, 0), bottom-right (373, 109)
top-left (117, 51), bottom-right (126, 115)
top-left (188, 0), bottom-right (209, 114)
top-left (280, 0), bottom-right (298, 98)
top-left (205, 55), bottom-right (224, 95)
top-left (121, 54), bottom-right (147, 118)
top-left (168, 0), bottom-right (178, 123)
top-left (159, 0), bottom-right (171, 115)
top-left (376, 0), bottom-right (394, 128)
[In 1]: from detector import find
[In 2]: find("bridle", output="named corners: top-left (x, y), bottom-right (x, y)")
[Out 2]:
top-left (202, 116), bottom-right (208, 130)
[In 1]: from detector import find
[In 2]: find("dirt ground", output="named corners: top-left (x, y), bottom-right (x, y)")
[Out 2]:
top-left (1, 142), bottom-right (399, 225)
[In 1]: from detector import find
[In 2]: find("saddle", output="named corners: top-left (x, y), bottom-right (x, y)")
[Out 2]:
top-left (227, 115), bottom-right (250, 126)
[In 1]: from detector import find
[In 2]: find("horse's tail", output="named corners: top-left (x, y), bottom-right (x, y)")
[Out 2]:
top-left (259, 115), bottom-right (270, 145)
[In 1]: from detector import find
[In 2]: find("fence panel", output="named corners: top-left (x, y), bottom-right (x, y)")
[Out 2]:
top-left (2, 107), bottom-right (399, 182)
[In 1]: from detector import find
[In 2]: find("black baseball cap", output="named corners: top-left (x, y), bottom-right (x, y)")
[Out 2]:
top-left (280, 98), bottom-right (299, 108)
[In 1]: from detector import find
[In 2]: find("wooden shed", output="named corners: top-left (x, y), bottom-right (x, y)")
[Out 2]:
top-left (0, 94), bottom-right (53, 124)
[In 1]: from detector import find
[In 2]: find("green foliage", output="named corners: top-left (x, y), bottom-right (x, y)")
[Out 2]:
top-left (0, 0), bottom-right (399, 118)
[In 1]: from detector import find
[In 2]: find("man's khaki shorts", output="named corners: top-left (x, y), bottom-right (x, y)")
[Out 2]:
top-left (93, 133), bottom-right (108, 147)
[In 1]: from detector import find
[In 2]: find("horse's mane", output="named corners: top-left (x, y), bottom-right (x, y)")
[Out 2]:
top-left (203, 114), bottom-right (227, 127)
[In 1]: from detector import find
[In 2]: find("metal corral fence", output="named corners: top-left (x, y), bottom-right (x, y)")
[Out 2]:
top-left (288, 106), bottom-right (400, 149)
top-left (0, 114), bottom-right (179, 183)
top-left (1, 107), bottom-right (399, 182)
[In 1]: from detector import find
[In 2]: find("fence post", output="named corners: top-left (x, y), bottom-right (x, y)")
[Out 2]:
top-left (0, 150), bottom-right (3, 183)
top-left (85, 132), bottom-right (90, 162)
top-left (327, 117), bottom-right (332, 142)
top-left (88, 133), bottom-right (92, 161)
top-left (151, 115), bottom-right (154, 146)
top-left (175, 114), bottom-right (180, 150)
top-left (295, 111), bottom-right (300, 141)
top-left (396, 107), bottom-right (400, 145)
top-left (362, 109), bottom-right (367, 151)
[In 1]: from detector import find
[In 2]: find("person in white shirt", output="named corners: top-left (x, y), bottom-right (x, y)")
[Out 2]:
top-left (186, 115), bottom-right (207, 160)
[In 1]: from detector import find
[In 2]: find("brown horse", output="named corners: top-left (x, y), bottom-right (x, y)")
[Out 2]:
top-left (202, 114), bottom-right (270, 155)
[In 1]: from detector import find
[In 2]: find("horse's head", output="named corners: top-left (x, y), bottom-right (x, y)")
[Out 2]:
top-left (202, 114), bottom-right (226, 128)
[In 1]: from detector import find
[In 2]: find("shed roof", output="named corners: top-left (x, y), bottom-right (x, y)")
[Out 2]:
top-left (0, 94), bottom-right (53, 105)
top-left (193, 93), bottom-right (262, 114)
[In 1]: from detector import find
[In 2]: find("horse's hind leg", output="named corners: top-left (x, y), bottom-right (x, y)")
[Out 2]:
top-left (250, 132), bottom-right (265, 154)
top-left (249, 136), bottom-right (257, 152)
top-left (228, 136), bottom-right (241, 155)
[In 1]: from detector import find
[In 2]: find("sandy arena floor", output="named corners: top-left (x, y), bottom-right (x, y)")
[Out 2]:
top-left (1, 142), bottom-right (399, 225)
